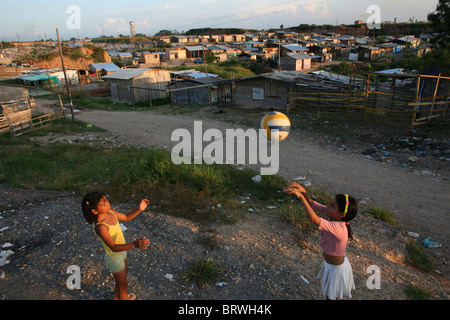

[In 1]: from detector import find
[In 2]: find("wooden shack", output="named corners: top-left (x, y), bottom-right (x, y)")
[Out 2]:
top-left (280, 53), bottom-right (312, 71)
top-left (103, 68), bottom-right (171, 104)
top-left (0, 84), bottom-right (36, 134)
top-left (170, 76), bottom-right (226, 106)
top-left (231, 71), bottom-right (348, 109)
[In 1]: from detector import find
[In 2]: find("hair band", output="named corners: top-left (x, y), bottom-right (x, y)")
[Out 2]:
top-left (86, 201), bottom-right (89, 205)
top-left (344, 194), bottom-right (349, 217)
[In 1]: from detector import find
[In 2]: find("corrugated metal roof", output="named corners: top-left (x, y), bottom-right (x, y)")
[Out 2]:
top-left (282, 45), bottom-right (309, 52)
top-left (187, 72), bottom-right (219, 79)
top-left (102, 68), bottom-right (151, 80)
top-left (286, 53), bottom-right (312, 60)
top-left (185, 46), bottom-right (204, 51)
top-left (89, 63), bottom-right (121, 72)
top-left (233, 71), bottom-right (349, 90)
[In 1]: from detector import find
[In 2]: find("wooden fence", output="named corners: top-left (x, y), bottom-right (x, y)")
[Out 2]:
top-left (1, 97), bottom-right (65, 136)
top-left (287, 72), bottom-right (449, 127)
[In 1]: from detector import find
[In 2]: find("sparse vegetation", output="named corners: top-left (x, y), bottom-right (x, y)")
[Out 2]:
top-left (404, 285), bottom-right (430, 300)
top-left (406, 240), bottom-right (434, 273)
top-left (366, 205), bottom-right (397, 226)
top-left (181, 257), bottom-right (221, 287)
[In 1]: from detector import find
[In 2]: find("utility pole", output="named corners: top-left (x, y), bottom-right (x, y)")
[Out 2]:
top-left (278, 40), bottom-right (281, 71)
top-left (56, 28), bottom-right (74, 121)
top-left (199, 36), bottom-right (212, 108)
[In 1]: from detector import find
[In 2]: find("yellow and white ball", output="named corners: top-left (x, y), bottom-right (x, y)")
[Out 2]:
top-left (260, 111), bottom-right (291, 141)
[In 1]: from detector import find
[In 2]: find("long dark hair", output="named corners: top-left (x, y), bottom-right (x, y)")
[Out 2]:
top-left (81, 191), bottom-right (106, 224)
top-left (336, 194), bottom-right (358, 240)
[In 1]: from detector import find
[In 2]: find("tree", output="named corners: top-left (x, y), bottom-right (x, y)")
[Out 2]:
top-left (427, 0), bottom-right (449, 49)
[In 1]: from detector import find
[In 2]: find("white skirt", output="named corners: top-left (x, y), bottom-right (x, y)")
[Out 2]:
top-left (317, 256), bottom-right (355, 300)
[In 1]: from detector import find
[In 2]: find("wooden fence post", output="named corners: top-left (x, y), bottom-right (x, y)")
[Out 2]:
top-left (429, 73), bottom-right (441, 122)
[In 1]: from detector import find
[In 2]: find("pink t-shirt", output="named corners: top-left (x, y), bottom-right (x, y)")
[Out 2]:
top-left (311, 201), bottom-right (348, 256)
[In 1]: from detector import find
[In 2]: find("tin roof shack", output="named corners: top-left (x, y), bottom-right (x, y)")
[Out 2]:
top-left (162, 47), bottom-right (187, 62)
top-left (103, 68), bottom-right (171, 104)
top-left (170, 76), bottom-right (226, 106)
top-left (358, 45), bottom-right (383, 61)
top-left (232, 71), bottom-right (348, 109)
top-left (185, 46), bottom-right (205, 59)
top-left (280, 53), bottom-right (312, 71)
top-left (137, 52), bottom-right (162, 67)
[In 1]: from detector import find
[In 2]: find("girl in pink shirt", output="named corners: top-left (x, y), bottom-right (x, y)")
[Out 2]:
top-left (283, 182), bottom-right (358, 300)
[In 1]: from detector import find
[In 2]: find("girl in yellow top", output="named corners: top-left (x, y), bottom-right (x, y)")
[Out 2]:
top-left (82, 191), bottom-right (150, 300)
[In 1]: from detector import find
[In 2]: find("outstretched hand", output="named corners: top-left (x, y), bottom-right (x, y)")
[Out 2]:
top-left (283, 181), bottom-right (307, 198)
top-left (139, 199), bottom-right (150, 211)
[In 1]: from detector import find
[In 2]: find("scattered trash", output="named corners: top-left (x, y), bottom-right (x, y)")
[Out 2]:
top-left (252, 175), bottom-right (262, 183)
top-left (267, 206), bottom-right (278, 209)
top-left (300, 275), bottom-right (309, 284)
top-left (407, 232), bottom-right (420, 238)
top-left (293, 176), bottom-right (306, 181)
top-left (362, 148), bottom-right (376, 156)
top-left (303, 181), bottom-right (312, 187)
top-left (248, 208), bottom-right (260, 213)
top-left (1, 243), bottom-right (13, 249)
top-left (0, 249), bottom-right (14, 267)
top-left (164, 273), bottom-right (174, 281)
top-left (119, 223), bottom-right (128, 231)
top-left (216, 282), bottom-right (227, 287)
top-left (423, 237), bottom-right (442, 248)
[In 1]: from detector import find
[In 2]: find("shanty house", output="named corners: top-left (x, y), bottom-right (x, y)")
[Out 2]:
top-left (185, 45), bottom-right (205, 59)
top-left (170, 76), bottom-right (226, 106)
top-left (163, 47), bottom-right (187, 61)
top-left (358, 45), bottom-right (383, 61)
top-left (137, 52), bottom-right (162, 67)
top-left (280, 53), bottom-right (312, 71)
top-left (231, 71), bottom-right (348, 109)
top-left (103, 68), bottom-right (170, 104)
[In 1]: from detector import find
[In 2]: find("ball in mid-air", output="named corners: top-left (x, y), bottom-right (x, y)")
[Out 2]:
top-left (260, 111), bottom-right (291, 141)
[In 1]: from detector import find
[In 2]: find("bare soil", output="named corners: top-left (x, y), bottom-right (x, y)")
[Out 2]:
top-left (0, 106), bottom-right (449, 301)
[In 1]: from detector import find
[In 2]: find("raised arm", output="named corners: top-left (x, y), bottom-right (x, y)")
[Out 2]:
top-left (113, 199), bottom-right (150, 222)
top-left (283, 182), bottom-right (321, 226)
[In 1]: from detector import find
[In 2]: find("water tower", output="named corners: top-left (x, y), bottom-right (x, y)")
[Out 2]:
top-left (130, 21), bottom-right (136, 36)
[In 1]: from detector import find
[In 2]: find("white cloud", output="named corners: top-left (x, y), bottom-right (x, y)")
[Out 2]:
top-left (160, 4), bottom-right (182, 10)
top-left (103, 17), bottom-right (129, 35)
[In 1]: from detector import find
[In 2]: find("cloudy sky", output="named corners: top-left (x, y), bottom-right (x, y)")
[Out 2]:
top-left (0, 0), bottom-right (440, 41)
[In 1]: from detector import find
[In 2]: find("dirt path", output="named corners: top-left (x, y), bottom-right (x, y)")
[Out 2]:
top-left (75, 109), bottom-right (449, 254)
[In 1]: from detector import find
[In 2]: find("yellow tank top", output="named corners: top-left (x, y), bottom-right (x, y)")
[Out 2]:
top-left (95, 212), bottom-right (126, 256)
